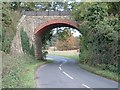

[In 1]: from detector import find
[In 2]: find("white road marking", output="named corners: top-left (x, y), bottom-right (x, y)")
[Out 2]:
top-left (60, 60), bottom-right (67, 67)
top-left (82, 84), bottom-right (93, 90)
top-left (59, 59), bottom-right (74, 80)
top-left (63, 71), bottom-right (74, 80)
top-left (60, 64), bottom-right (62, 66)
top-left (59, 67), bottom-right (62, 70)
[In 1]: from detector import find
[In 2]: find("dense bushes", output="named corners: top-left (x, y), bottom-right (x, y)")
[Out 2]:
top-left (20, 27), bottom-right (35, 56)
top-left (2, 53), bottom-right (42, 88)
top-left (2, 3), bottom-right (20, 54)
top-left (72, 3), bottom-right (119, 74)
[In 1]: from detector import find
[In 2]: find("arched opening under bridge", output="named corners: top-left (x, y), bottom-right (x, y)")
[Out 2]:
top-left (34, 19), bottom-right (80, 60)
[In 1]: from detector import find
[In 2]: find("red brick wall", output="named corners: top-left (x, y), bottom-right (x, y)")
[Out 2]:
top-left (35, 19), bottom-right (79, 36)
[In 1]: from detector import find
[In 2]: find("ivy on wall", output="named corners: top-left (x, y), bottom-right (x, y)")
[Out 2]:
top-left (20, 27), bottom-right (35, 56)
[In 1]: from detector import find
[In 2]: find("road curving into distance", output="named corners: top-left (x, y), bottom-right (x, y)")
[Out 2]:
top-left (35, 55), bottom-right (118, 89)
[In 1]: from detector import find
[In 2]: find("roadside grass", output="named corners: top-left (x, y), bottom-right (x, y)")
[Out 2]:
top-left (2, 53), bottom-right (45, 88)
top-left (48, 50), bottom-right (80, 61)
top-left (0, 52), bottom-right (2, 89)
top-left (48, 50), bottom-right (119, 82)
top-left (79, 64), bottom-right (119, 82)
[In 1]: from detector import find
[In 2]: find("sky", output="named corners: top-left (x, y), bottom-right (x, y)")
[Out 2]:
top-left (52, 27), bottom-right (81, 37)
top-left (72, 30), bottom-right (81, 37)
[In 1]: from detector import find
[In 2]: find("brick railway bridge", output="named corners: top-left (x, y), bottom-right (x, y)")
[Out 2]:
top-left (11, 10), bottom-right (79, 60)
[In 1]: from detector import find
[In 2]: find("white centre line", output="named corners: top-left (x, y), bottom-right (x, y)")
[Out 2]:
top-left (59, 60), bottom-right (74, 80)
top-left (59, 67), bottom-right (62, 70)
top-left (60, 64), bottom-right (62, 67)
top-left (63, 71), bottom-right (74, 80)
top-left (82, 84), bottom-right (93, 90)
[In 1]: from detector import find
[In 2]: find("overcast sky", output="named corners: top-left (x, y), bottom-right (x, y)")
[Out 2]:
top-left (52, 27), bottom-right (81, 37)
top-left (72, 30), bottom-right (81, 37)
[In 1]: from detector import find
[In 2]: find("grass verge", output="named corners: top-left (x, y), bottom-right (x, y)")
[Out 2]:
top-left (48, 50), bottom-right (79, 61)
top-left (48, 50), bottom-right (119, 82)
top-left (0, 52), bottom-right (2, 89)
top-left (79, 64), bottom-right (119, 82)
top-left (2, 53), bottom-right (45, 88)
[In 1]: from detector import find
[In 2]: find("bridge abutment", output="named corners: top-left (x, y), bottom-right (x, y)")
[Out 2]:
top-left (34, 35), bottom-right (43, 60)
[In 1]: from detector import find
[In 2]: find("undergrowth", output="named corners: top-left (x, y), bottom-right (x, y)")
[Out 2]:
top-left (2, 53), bottom-right (44, 88)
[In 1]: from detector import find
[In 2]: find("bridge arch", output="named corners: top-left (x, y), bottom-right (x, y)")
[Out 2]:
top-left (34, 19), bottom-right (79, 60)
top-left (35, 19), bottom-right (79, 36)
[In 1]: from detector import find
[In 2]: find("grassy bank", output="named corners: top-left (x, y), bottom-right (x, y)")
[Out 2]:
top-left (0, 53), bottom-right (2, 89)
top-left (2, 53), bottom-right (45, 88)
top-left (48, 50), bottom-right (79, 61)
top-left (48, 50), bottom-right (119, 82)
top-left (79, 64), bottom-right (119, 82)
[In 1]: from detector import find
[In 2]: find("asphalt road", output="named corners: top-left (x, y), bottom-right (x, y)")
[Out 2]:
top-left (36, 55), bottom-right (119, 89)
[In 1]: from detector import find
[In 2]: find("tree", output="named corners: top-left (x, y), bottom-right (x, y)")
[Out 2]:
top-left (55, 28), bottom-right (79, 50)
top-left (23, 2), bottom-right (36, 11)
top-left (55, 35), bottom-right (77, 51)
top-left (41, 30), bottom-right (53, 50)
top-left (107, 2), bottom-right (120, 16)
top-left (72, 2), bottom-right (119, 73)
top-left (2, 2), bottom-right (20, 54)
top-left (20, 27), bottom-right (35, 56)
top-left (10, 2), bottom-right (21, 10)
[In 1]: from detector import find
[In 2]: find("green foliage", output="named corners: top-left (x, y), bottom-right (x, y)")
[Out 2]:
top-left (10, 2), bottom-right (21, 10)
top-left (20, 27), bottom-right (35, 56)
top-left (72, 2), bottom-right (91, 21)
top-left (20, 27), bottom-right (30, 53)
top-left (29, 45), bottom-right (35, 57)
top-left (24, 2), bottom-right (36, 11)
top-left (41, 30), bottom-right (53, 49)
top-left (57, 28), bottom-right (72, 41)
top-left (2, 3), bottom-right (12, 53)
top-left (72, 2), bottom-right (119, 73)
top-left (2, 54), bottom-right (43, 88)
top-left (0, 29), bottom-right (2, 51)
top-left (79, 63), bottom-right (119, 82)
top-left (20, 2), bottom-right (72, 11)
top-left (41, 28), bottom-right (74, 50)
top-left (2, 3), bottom-right (20, 54)
top-left (107, 2), bottom-right (120, 16)
top-left (86, 3), bottom-right (108, 23)
top-left (42, 51), bottom-right (48, 60)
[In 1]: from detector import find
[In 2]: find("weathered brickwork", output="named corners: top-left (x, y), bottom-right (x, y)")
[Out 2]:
top-left (11, 15), bottom-right (79, 59)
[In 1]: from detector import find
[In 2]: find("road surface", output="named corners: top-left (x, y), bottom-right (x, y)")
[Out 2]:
top-left (36, 55), bottom-right (119, 89)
